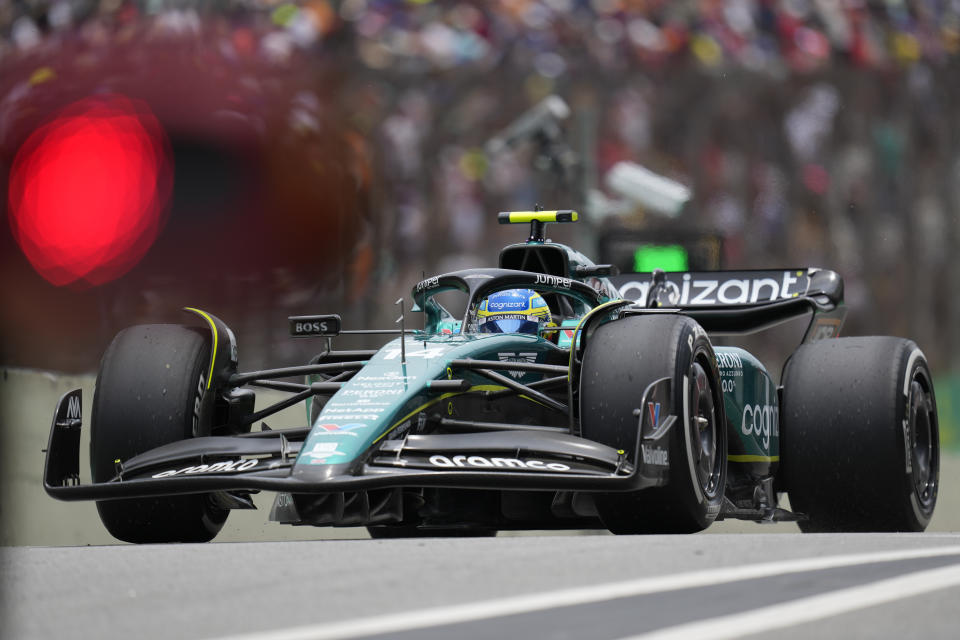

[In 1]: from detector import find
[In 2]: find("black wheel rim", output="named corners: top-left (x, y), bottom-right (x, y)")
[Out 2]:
top-left (909, 378), bottom-right (937, 509)
top-left (688, 360), bottom-right (721, 498)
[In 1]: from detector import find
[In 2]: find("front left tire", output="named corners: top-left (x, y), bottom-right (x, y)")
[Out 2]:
top-left (580, 315), bottom-right (727, 534)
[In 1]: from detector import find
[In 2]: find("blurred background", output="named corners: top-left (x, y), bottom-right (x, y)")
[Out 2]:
top-left (2, 0), bottom-right (960, 541)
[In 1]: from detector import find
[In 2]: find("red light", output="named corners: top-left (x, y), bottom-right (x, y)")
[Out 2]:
top-left (8, 95), bottom-right (173, 287)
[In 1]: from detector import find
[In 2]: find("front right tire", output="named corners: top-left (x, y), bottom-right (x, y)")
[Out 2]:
top-left (91, 324), bottom-right (229, 543)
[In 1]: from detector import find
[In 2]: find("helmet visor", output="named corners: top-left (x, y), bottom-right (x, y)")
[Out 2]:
top-left (479, 316), bottom-right (540, 334)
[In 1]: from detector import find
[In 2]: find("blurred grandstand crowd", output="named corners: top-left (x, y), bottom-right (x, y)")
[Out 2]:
top-left (1, 0), bottom-right (959, 379)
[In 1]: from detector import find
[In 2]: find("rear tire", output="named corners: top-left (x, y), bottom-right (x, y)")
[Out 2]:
top-left (91, 324), bottom-right (229, 543)
top-left (781, 337), bottom-right (939, 532)
top-left (581, 315), bottom-right (727, 534)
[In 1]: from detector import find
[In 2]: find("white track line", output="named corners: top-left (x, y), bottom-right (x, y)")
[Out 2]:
top-left (623, 563), bottom-right (960, 640)
top-left (211, 545), bottom-right (960, 640)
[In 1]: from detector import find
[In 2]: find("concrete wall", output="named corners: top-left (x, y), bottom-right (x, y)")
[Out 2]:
top-left (2, 367), bottom-right (956, 545)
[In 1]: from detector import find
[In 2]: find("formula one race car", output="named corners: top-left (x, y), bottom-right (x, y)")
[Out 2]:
top-left (44, 211), bottom-right (940, 542)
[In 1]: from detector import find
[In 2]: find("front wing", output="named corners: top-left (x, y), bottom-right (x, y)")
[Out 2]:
top-left (43, 378), bottom-right (675, 501)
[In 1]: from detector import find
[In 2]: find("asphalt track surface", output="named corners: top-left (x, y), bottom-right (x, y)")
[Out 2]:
top-left (3, 533), bottom-right (960, 640)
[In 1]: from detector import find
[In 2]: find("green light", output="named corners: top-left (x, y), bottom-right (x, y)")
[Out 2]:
top-left (633, 244), bottom-right (689, 272)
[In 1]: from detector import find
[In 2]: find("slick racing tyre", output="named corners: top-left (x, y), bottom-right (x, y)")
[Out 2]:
top-left (581, 315), bottom-right (727, 534)
top-left (91, 324), bottom-right (229, 543)
top-left (781, 337), bottom-right (939, 532)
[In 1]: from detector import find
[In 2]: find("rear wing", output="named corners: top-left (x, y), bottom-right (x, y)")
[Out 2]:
top-left (608, 268), bottom-right (845, 341)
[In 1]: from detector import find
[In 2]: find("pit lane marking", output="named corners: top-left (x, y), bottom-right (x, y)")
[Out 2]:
top-left (622, 562), bottom-right (960, 640)
top-left (208, 545), bottom-right (960, 640)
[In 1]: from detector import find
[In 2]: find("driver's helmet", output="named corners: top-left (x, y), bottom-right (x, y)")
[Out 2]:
top-left (477, 289), bottom-right (552, 334)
